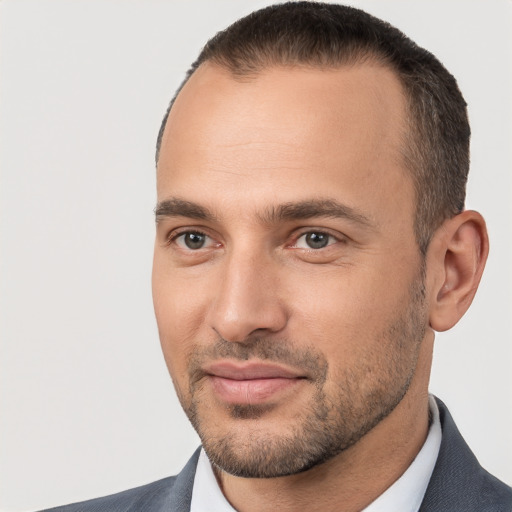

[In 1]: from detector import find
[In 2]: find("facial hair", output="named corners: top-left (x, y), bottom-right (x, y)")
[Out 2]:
top-left (176, 273), bottom-right (427, 478)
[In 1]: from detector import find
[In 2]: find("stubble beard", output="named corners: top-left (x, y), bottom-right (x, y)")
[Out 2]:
top-left (176, 273), bottom-right (427, 479)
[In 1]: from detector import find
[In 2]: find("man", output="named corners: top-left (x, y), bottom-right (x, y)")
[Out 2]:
top-left (43, 2), bottom-right (511, 511)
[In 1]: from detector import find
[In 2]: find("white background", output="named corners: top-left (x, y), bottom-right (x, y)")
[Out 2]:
top-left (1, 1), bottom-right (511, 510)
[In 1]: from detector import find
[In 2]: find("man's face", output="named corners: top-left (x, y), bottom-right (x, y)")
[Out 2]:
top-left (153, 63), bottom-right (429, 477)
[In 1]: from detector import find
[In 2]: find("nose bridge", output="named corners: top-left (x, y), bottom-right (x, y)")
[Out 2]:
top-left (207, 241), bottom-right (287, 342)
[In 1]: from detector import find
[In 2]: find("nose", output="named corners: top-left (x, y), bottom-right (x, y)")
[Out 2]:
top-left (206, 249), bottom-right (288, 342)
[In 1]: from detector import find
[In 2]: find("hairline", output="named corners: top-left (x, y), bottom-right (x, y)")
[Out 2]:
top-left (155, 55), bottom-right (430, 253)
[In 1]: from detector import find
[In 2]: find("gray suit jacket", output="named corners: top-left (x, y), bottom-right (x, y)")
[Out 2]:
top-left (42, 398), bottom-right (512, 511)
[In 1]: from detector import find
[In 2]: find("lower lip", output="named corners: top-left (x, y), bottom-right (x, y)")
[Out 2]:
top-left (209, 376), bottom-right (302, 404)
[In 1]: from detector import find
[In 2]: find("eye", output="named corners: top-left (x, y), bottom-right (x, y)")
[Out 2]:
top-left (173, 231), bottom-right (213, 250)
top-left (294, 231), bottom-right (336, 250)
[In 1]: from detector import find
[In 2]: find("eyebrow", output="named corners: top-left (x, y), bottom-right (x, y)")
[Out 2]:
top-left (155, 197), bottom-right (373, 229)
top-left (259, 199), bottom-right (374, 228)
top-left (155, 198), bottom-right (217, 222)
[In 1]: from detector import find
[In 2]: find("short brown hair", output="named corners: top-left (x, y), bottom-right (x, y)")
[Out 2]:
top-left (156, 2), bottom-right (470, 254)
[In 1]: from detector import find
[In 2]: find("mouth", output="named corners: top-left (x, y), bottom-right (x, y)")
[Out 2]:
top-left (203, 360), bottom-right (307, 405)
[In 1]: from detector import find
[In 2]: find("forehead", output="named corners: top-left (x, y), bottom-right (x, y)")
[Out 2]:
top-left (162, 62), bottom-right (407, 154)
top-left (157, 62), bottom-right (413, 228)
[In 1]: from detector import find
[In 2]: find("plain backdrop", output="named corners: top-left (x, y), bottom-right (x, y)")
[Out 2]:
top-left (1, 1), bottom-right (511, 510)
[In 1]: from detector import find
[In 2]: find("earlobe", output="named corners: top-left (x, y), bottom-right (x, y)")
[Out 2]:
top-left (428, 210), bottom-right (489, 332)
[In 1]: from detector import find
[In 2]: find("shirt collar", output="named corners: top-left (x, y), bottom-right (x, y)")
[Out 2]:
top-left (190, 447), bottom-right (237, 512)
top-left (190, 395), bottom-right (442, 512)
top-left (362, 394), bottom-right (442, 512)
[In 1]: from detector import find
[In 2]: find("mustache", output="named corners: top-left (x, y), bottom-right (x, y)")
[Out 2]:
top-left (188, 336), bottom-right (329, 384)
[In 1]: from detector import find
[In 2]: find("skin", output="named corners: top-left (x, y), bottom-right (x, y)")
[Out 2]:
top-left (153, 62), bottom-right (488, 512)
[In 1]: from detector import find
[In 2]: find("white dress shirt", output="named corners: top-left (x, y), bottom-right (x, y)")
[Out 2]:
top-left (190, 395), bottom-right (442, 512)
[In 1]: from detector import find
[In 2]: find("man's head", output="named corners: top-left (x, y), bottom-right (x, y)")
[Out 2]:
top-left (152, 2), bottom-right (487, 480)
top-left (155, 1), bottom-right (470, 254)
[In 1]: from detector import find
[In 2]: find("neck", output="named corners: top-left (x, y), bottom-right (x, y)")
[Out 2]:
top-left (216, 332), bottom-right (434, 512)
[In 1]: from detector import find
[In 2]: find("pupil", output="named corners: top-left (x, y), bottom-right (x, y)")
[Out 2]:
top-left (185, 232), bottom-right (205, 249)
top-left (306, 232), bottom-right (329, 249)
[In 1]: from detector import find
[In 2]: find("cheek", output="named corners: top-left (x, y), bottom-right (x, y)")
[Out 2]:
top-left (152, 250), bottom-right (211, 332)
top-left (289, 268), bottom-right (385, 330)
top-left (152, 265), bottom-right (210, 385)
top-left (286, 265), bottom-right (415, 362)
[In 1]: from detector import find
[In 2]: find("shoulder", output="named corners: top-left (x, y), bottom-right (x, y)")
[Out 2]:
top-left (478, 471), bottom-right (512, 511)
top-left (420, 398), bottom-right (512, 512)
top-left (41, 476), bottom-right (178, 512)
top-left (40, 448), bottom-right (201, 512)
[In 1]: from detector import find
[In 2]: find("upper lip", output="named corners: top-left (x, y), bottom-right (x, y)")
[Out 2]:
top-left (203, 360), bottom-right (305, 380)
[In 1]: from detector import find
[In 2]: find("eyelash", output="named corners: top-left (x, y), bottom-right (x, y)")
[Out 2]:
top-left (166, 228), bottom-right (343, 251)
top-left (292, 230), bottom-right (339, 250)
top-left (166, 229), bottom-right (212, 247)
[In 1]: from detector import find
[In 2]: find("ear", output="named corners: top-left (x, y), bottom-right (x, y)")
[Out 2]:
top-left (427, 210), bottom-right (489, 332)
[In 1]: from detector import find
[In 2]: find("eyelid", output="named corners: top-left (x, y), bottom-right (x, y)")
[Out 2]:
top-left (166, 227), bottom-right (218, 249)
top-left (289, 228), bottom-right (345, 249)
top-left (162, 226), bottom-right (346, 251)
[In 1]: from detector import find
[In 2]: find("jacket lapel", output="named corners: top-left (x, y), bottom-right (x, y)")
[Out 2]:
top-left (420, 397), bottom-right (511, 511)
top-left (167, 448), bottom-right (201, 512)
